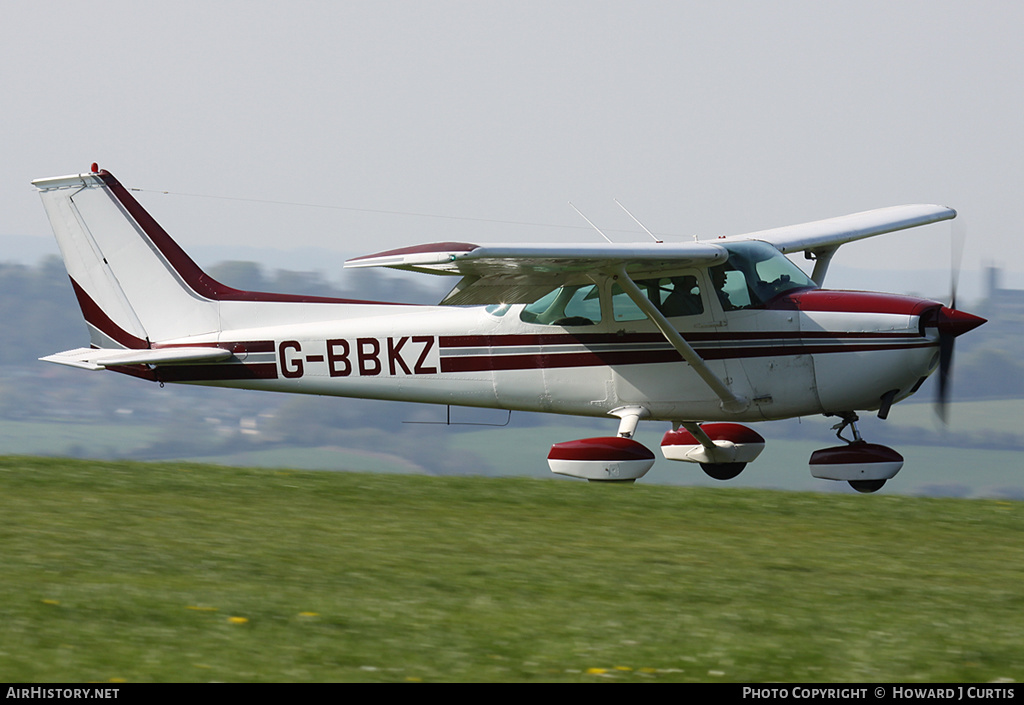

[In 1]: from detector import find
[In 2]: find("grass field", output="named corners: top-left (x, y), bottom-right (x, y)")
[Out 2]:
top-left (1, 455), bottom-right (1022, 682)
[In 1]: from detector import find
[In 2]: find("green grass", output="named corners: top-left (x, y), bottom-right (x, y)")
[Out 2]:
top-left (2, 456), bottom-right (1022, 682)
top-left (182, 446), bottom-right (425, 474)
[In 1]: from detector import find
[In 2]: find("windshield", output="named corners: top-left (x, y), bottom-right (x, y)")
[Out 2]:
top-left (710, 241), bottom-right (817, 310)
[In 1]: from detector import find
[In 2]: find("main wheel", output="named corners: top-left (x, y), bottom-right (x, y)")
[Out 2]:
top-left (700, 462), bottom-right (746, 480)
top-left (849, 479), bottom-right (886, 493)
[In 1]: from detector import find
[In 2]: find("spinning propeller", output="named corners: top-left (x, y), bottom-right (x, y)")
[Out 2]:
top-left (934, 216), bottom-right (985, 422)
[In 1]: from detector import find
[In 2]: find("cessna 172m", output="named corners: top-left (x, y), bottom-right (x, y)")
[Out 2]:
top-left (35, 166), bottom-right (985, 492)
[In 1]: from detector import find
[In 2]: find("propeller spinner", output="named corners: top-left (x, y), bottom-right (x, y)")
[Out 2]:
top-left (933, 305), bottom-right (986, 421)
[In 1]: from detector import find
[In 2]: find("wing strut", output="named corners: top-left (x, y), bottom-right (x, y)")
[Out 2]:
top-left (613, 266), bottom-right (749, 414)
top-left (806, 246), bottom-right (838, 286)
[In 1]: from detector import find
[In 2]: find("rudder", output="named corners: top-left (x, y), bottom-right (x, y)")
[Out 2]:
top-left (34, 168), bottom-right (221, 348)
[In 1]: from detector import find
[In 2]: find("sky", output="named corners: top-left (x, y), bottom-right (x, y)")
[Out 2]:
top-left (3, 1), bottom-right (1022, 298)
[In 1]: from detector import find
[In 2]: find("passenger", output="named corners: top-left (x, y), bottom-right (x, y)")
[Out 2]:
top-left (660, 276), bottom-right (703, 317)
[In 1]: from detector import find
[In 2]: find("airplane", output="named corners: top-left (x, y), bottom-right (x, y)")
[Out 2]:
top-left (33, 165), bottom-right (986, 492)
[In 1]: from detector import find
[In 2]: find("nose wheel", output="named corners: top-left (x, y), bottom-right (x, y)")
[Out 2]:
top-left (810, 414), bottom-right (903, 493)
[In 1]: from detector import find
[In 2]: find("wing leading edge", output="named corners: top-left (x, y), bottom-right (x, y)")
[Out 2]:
top-left (721, 204), bottom-right (956, 255)
top-left (346, 241), bottom-right (730, 305)
top-left (343, 204), bottom-right (955, 304)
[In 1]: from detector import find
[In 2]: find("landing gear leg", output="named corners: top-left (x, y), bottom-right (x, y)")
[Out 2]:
top-left (830, 412), bottom-right (863, 444)
top-left (610, 405), bottom-right (649, 439)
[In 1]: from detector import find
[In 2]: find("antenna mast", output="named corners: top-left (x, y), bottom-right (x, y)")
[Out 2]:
top-left (568, 202), bottom-right (613, 243)
top-left (614, 199), bottom-right (662, 243)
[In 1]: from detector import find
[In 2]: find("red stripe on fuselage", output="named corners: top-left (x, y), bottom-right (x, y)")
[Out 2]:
top-left (439, 330), bottom-right (920, 349)
top-left (109, 362), bottom-right (278, 383)
top-left (155, 363), bottom-right (279, 382)
top-left (439, 338), bottom-right (932, 373)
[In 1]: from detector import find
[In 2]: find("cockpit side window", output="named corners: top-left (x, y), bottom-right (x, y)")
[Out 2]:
top-left (709, 263), bottom-right (752, 310)
top-left (520, 284), bottom-right (601, 326)
top-left (711, 241), bottom-right (817, 310)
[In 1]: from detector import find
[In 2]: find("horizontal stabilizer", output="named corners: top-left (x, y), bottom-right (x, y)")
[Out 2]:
top-left (40, 346), bottom-right (233, 371)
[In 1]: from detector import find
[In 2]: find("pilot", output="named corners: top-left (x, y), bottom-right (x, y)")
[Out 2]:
top-left (710, 265), bottom-right (739, 311)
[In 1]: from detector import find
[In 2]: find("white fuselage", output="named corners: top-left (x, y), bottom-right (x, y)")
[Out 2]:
top-left (149, 282), bottom-right (942, 425)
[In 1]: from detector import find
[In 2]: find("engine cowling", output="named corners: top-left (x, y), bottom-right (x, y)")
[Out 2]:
top-left (548, 437), bottom-right (656, 482)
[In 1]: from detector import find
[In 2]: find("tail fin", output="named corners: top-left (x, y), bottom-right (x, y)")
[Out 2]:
top-left (35, 167), bottom-right (401, 352)
top-left (33, 168), bottom-right (222, 348)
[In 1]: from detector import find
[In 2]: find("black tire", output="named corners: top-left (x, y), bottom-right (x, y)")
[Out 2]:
top-left (700, 462), bottom-right (746, 480)
top-left (849, 479), bottom-right (886, 493)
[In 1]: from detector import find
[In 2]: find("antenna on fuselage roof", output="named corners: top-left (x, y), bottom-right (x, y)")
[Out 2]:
top-left (568, 202), bottom-right (614, 243)
top-left (614, 199), bottom-right (662, 243)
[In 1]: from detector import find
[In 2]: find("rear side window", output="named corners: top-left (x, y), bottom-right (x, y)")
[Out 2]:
top-left (520, 284), bottom-right (601, 326)
top-left (612, 275), bottom-right (704, 321)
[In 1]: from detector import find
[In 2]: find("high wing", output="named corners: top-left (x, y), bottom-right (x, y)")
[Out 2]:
top-left (722, 204), bottom-right (956, 285)
top-left (345, 204), bottom-right (955, 303)
top-left (720, 204), bottom-right (956, 255)
top-left (345, 241), bottom-right (729, 305)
